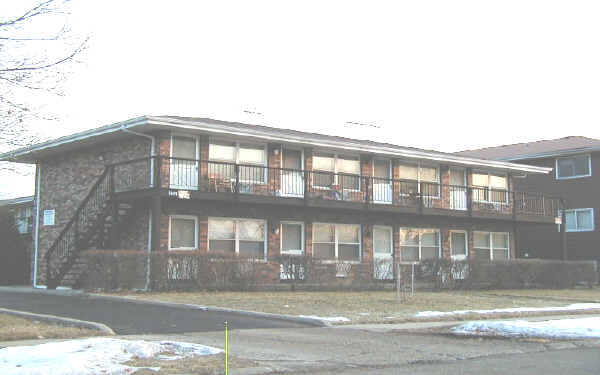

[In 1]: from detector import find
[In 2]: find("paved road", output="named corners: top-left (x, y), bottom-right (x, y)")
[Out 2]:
top-left (0, 290), bottom-right (311, 334)
top-left (307, 347), bottom-right (600, 374)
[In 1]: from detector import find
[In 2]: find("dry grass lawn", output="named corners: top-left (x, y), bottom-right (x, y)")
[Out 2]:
top-left (106, 288), bottom-right (600, 324)
top-left (0, 314), bottom-right (103, 342)
top-left (128, 353), bottom-right (257, 375)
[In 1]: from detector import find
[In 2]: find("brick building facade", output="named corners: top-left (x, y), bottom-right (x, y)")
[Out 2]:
top-left (0, 116), bottom-right (559, 288)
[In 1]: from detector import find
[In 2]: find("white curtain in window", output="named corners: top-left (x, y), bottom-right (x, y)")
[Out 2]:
top-left (238, 145), bottom-right (265, 164)
top-left (209, 143), bottom-right (236, 161)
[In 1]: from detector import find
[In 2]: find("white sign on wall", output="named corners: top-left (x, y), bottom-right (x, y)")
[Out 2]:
top-left (43, 209), bottom-right (55, 226)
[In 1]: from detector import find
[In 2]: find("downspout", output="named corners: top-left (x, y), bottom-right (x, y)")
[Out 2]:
top-left (33, 163), bottom-right (42, 287)
top-left (120, 126), bottom-right (156, 291)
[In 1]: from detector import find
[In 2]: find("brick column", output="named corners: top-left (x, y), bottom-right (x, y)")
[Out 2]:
top-left (199, 216), bottom-right (208, 252)
top-left (268, 218), bottom-right (281, 260)
top-left (305, 222), bottom-right (313, 256)
top-left (441, 227), bottom-right (451, 259)
top-left (362, 223), bottom-right (374, 263)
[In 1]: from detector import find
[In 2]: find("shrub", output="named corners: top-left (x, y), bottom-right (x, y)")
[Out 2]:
top-left (417, 258), bottom-right (597, 290)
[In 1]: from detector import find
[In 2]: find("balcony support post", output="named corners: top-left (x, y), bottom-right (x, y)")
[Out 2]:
top-left (561, 200), bottom-right (568, 260)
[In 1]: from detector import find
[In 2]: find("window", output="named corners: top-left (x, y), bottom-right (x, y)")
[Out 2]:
top-left (312, 153), bottom-right (360, 190)
top-left (312, 223), bottom-right (361, 261)
top-left (43, 209), bottom-right (55, 226)
top-left (209, 141), bottom-right (267, 183)
top-left (397, 163), bottom-right (439, 196)
top-left (564, 208), bottom-right (594, 232)
top-left (450, 231), bottom-right (468, 260)
top-left (472, 171), bottom-right (508, 203)
top-left (208, 218), bottom-right (266, 258)
top-left (169, 216), bottom-right (198, 250)
top-left (399, 228), bottom-right (440, 261)
top-left (14, 206), bottom-right (33, 234)
top-left (373, 226), bottom-right (392, 256)
top-left (473, 231), bottom-right (509, 260)
top-left (556, 154), bottom-right (591, 179)
top-left (281, 222), bottom-right (304, 255)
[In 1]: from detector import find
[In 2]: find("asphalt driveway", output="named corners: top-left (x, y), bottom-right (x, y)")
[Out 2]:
top-left (0, 289), bottom-right (312, 335)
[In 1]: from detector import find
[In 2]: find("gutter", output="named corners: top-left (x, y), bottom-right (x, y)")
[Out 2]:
top-left (32, 164), bottom-right (41, 287)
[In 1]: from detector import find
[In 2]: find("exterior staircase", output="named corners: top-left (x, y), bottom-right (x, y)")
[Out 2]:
top-left (44, 166), bottom-right (135, 289)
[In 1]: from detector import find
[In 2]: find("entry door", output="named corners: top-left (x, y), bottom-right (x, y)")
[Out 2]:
top-left (280, 149), bottom-right (304, 197)
top-left (170, 136), bottom-right (198, 189)
top-left (450, 168), bottom-right (467, 210)
top-left (373, 159), bottom-right (392, 204)
top-left (373, 226), bottom-right (394, 280)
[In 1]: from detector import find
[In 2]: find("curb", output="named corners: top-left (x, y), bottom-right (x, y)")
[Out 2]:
top-left (88, 293), bottom-right (330, 328)
top-left (0, 307), bottom-right (116, 335)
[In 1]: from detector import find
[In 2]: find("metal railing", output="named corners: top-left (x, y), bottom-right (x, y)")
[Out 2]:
top-left (108, 156), bottom-right (562, 218)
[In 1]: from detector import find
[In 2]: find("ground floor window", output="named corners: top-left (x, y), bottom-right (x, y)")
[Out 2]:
top-left (208, 218), bottom-right (266, 259)
top-left (312, 223), bottom-right (361, 261)
top-left (281, 221), bottom-right (304, 255)
top-left (564, 208), bottom-right (594, 232)
top-left (473, 231), bottom-right (509, 260)
top-left (399, 228), bottom-right (440, 261)
top-left (450, 231), bottom-right (468, 260)
top-left (169, 215), bottom-right (198, 250)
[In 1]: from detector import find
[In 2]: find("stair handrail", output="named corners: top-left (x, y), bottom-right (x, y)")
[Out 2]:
top-left (44, 166), bottom-right (113, 286)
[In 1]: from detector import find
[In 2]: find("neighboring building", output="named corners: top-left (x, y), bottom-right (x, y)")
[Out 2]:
top-left (0, 196), bottom-right (35, 283)
top-left (0, 196), bottom-right (35, 235)
top-left (0, 116), bottom-right (559, 289)
top-left (456, 136), bottom-right (600, 261)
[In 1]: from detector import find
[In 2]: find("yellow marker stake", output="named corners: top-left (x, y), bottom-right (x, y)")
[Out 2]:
top-left (224, 321), bottom-right (229, 375)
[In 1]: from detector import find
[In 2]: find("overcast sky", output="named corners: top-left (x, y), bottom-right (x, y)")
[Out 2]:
top-left (2, 0), bottom-right (600, 198)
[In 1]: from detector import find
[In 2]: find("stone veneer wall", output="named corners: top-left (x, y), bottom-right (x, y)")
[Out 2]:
top-left (35, 135), bottom-right (152, 284)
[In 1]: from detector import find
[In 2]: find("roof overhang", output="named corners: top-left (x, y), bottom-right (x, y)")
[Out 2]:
top-left (0, 116), bottom-right (553, 175)
top-left (0, 196), bottom-right (34, 207)
top-left (498, 147), bottom-right (600, 161)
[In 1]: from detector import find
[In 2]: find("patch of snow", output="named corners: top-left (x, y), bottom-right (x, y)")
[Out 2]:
top-left (359, 312), bottom-right (371, 316)
top-left (453, 317), bottom-right (600, 338)
top-left (299, 315), bottom-right (351, 323)
top-left (0, 337), bottom-right (222, 375)
top-left (416, 303), bottom-right (600, 318)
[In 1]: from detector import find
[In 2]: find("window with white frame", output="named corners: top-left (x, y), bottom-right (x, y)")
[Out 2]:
top-left (312, 223), bottom-right (361, 261)
top-left (556, 154), bottom-right (591, 179)
top-left (373, 226), bottom-right (393, 256)
top-left (208, 218), bottom-right (266, 258)
top-left (14, 206), bottom-right (33, 234)
top-left (312, 153), bottom-right (360, 190)
top-left (472, 172), bottom-right (508, 203)
top-left (208, 141), bottom-right (267, 183)
top-left (450, 231), bottom-right (468, 259)
top-left (169, 216), bottom-right (198, 250)
top-left (281, 222), bottom-right (304, 255)
top-left (473, 231), bottom-right (509, 260)
top-left (399, 228), bottom-right (440, 261)
top-left (398, 163), bottom-right (440, 196)
top-left (564, 208), bottom-right (594, 232)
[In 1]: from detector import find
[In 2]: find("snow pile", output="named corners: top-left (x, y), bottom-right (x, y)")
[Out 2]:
top-left (299, 315), bottom-right (351, 323)
top-left (453, 317), bottom-right (600, 338)
top-left (416, 303), bottom-right (600, 318)
top-left (0, 337), bottom-right (222, 375)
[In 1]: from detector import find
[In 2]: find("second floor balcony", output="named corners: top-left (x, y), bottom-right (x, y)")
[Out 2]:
top-left (110, 156), bottom-right (563, 223)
